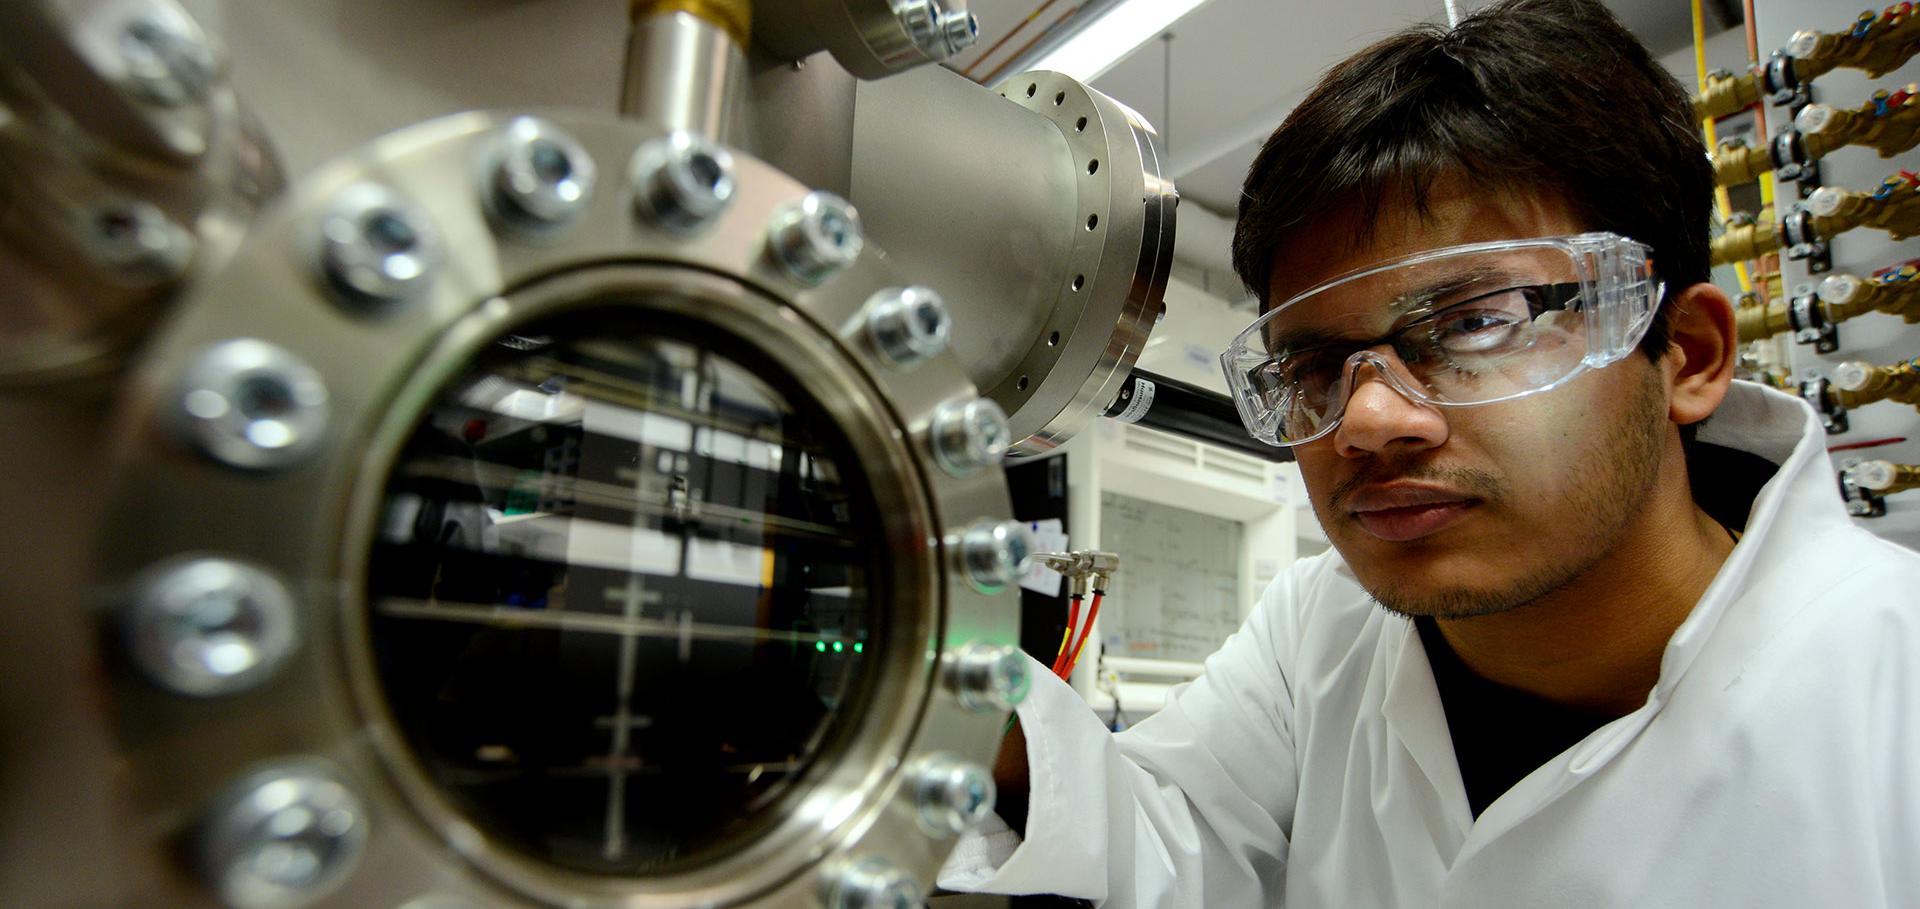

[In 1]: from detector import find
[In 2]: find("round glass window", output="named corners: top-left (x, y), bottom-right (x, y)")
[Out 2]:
top-left (365, 307), bottom-right (885, 875)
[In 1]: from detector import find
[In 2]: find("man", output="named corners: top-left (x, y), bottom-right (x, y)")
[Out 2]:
top-left (938, 0), bottom-right (1920, 905)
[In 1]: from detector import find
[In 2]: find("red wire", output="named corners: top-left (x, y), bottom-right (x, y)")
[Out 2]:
top-left (1052, 595), bottom-right (1082, 676)
top-left (1062, 592), bottom-right (1104, 678)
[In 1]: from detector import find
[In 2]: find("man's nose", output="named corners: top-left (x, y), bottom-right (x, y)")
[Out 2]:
top-left (1330, 357), bottom-right (1449, 458)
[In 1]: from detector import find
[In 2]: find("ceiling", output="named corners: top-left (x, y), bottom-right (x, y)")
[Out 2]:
top-left (944, 0), bottom-right (1742, 218)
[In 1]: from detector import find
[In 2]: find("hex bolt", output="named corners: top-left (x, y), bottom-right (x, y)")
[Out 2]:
top-left (946, 642), bottom-right (1031, 712)
top-left (176, 338), bottom-right (330, 471)
top-left (938, 10), bottom-right (980, 57)
top-left (897, 0), bottom-right (941, 51)
top-left (116, 8), bottom-right (218, 108)
top-left (822, 857), bottom-right (925, 909)
top-left (958, 519), bottom-right (1035, 594)
top-left (317, 183), bottom-right (441, 305)
top-left (864, 286), bottom-right (952, 368)
top-left (928, 398), bottom-right (1011, 476)
top-left (82, 199), bottom-right (194, 281)
top-left (198, 761), bottom-right (368, 909)
top-left (124, 557), bottom-right (299, 697)
top-left (910, 753), bottom-right (997, 836)
top-left (630, 131), bottom-right (737, 233)
top-left (767, 191), bottom-right (864, 285)
top-left (488, 117), bottom-right (596, 231)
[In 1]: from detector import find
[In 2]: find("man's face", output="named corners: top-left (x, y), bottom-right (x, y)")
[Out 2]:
top-left (1267, 187), bottom-right (1672, 618)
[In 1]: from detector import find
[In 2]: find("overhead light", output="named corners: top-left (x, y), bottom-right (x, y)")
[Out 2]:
top-left (1027, 0), bottom-right (1212, 82)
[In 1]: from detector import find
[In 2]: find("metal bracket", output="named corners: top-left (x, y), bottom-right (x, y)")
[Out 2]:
top-left (1800, 376), bottom-right (1848, 434)
top-left (1787, 286), bottom-right (1839, 352)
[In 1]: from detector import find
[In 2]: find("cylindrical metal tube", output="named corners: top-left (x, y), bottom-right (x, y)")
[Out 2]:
top-left (621, 10), bottom-right (746, 141)
top-left (1102, 369), bottom-right (1293, 463)
top-left (850, 65), bottom-right (1175, 454)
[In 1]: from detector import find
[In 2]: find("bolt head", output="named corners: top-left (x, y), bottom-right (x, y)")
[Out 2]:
top-left (83, 200), bottom-right (193, 281)
top-left (177, 339), bottom-right (330, 471)
top-left (489, 117), bottom-right (595, 230)
top-left (768, 191), bottom-right (864, 285)
top-left (823, 857), bottom-right (924, 909)
top-left (929, 398), bottom-right (1011, 476)
top-left (200, 761), bottom-right (368, 909)
top-left (960, 520), bottom-right (1035, 593)
top-left (125, 558), bottom-right (299, 697)
top-left (911, 753), bottom-right (996, 836)
top-left (939, 10), bottom-right (980, 56)
top-left (318, 183), bottom-right (440, 304)
top-left (949, 642), bottom-right (1029, 712)
top-left (116, 9), bottom-right (218, 108)
top-left (865, 286), bottom-right (952, 368)
top-left (631, 131), bottom-right (737, 233)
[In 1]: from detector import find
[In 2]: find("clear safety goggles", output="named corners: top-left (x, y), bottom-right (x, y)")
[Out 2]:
top-left (1220, 233), bottom-right (1662, 447)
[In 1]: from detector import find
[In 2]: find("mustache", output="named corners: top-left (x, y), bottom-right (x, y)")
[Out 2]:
top-left (1328, 460), bottom-right (1506, 512)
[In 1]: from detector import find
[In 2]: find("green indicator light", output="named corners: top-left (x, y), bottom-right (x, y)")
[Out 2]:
top-left (815, 641), bottom-right (827, 653)
top-left (832, 641), bottom-right (844, 653)
top-left (853, 642), bottom-right (864, 654)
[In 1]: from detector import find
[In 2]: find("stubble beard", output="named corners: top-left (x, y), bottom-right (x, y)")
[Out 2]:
top-left (1343, 372), bottom-right (1671, 620)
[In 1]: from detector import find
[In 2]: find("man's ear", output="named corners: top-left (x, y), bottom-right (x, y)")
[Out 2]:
top-left (1660, 281), bottom-right (1738, 426)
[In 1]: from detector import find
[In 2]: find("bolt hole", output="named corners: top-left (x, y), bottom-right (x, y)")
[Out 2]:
top-left (364, 211), bottom-right (418, 253)
top-left (1017, 375), bottom-right (1030, 391)
top-left (1086, 213), bottom-right (1099, 231)
top-left (529, 141), bottom-right (572, 182)
top-left (1054, 91), bottom-right (1066, 106)
top-left (235, 375), bottom-right (296, 419)
top-left (1072, 274), bottom-right (1084, 291)
top-left (1048, 331), bottom-right (1060, 346)
top-left (1075, 116), bottom-right (1088, 132)
top-left (687, 151), bottom-right (726, 191)
top-left (1087, 159), bottom-right (1100, 175)
top-left (1026, 84), bottom-right (1037, 98)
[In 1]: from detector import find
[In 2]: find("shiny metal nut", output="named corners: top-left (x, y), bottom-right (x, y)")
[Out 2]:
top-left (768, 191), bottom-right (864, 285)
top-left (929, 398), bottom-right (1011, 475)
top-left (117, 7), bottom-right (218, 107)
top-left (199, 761), bottom-right (368, 909)
top-left (959, 520), bottom-right (1035, 593)
top-left (631, 131), bottom-right (737, 233)
top-left (1818, 273), bottom-right (1863, 305)
top-left (1831, 361), bottom-right (1871, 392)
top-left (1850, 459), bottom-right (1897, 491)
top-left (1806, 186), bottom-right (1843, 219)
top-left (865, 286), bottom-right (952, 368)
top-left (896, 0), bottom-right (941, 49)
top-left (939, 10), bottom-right (980, 57)
top-left (948, 642), bottom-right (1031, 712)
top-left (82, 200), bottom-right (194, 281)
top-left (318, 183), bottom-right (440, 304)
top-left (125, 557), bottom-right (299, 697)
top-left (489, 117), bottom-right (596, 230)
top-left (177, 339), bottom-right (330, 471)
top-left (823, 857), bottom-right (925, 909)
top-left (1794, 103), bottom-right (1834, 135)
top-left (910, 753), bottom-right (997, 836)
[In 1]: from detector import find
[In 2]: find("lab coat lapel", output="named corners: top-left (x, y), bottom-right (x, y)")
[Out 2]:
top-left (1377, 615), bottom-right (1475, 850)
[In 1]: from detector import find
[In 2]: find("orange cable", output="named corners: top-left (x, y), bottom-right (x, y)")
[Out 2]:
top-left (963, 0), bottom-right (1062, 77)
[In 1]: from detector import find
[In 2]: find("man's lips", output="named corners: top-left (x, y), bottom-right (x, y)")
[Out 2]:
top-left (1345, 484), bottom-right (1479, 542)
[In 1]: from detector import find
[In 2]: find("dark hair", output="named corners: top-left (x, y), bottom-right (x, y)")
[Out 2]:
top-left (1230, 0), bottom-right (1710, 359)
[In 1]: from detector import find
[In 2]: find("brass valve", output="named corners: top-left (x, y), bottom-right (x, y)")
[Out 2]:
top-left (1711, 208), bottom-right (1779, 265)
top-left (1734, 295), bottom-right (1793, 343)
top-left (1847, 459), bottom-right (1920, 495)
top-left (1829, 357), bottom-right (1920, 408)
top-left (1804, 173), bottom-right (1920, 241)
top-left (1711, 137), bottom-right (1774, 188)
top-left (1795, 86), bottom-right (1920, 159)
top-left (1788, 5), bottom-right (1920, 82)
top-left (1818, 265), bottom-right (1920, 323)
top-left (1694, 68), bottom-right (1765, 122)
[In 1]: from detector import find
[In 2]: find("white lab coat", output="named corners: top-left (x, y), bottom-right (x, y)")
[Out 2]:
top-left (939, 381), bottom-right (1920, 907)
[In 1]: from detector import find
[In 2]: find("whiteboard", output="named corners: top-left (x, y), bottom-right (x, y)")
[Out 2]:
top-left (1097, 491), bottom-right (1244, 663)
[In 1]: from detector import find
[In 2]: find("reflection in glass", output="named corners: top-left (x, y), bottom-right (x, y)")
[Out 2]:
top-left (366, 308), bottom-right (882, 875)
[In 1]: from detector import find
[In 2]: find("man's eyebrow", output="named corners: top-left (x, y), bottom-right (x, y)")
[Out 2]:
top-left (1264, 264), bottom-right (1514, 352)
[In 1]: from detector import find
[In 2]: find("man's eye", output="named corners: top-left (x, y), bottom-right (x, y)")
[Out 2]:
top-left (1432, 308), bottom-right (1526, 353)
